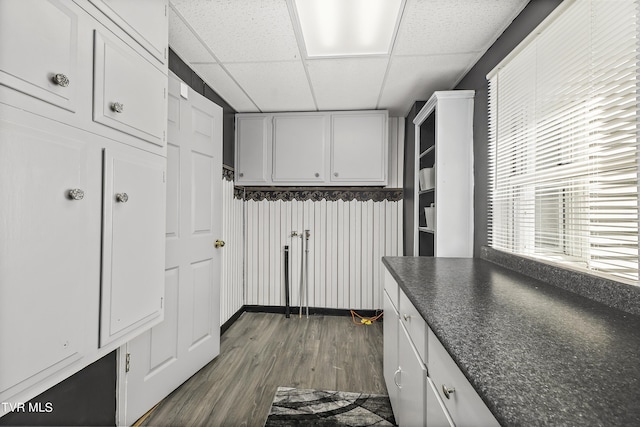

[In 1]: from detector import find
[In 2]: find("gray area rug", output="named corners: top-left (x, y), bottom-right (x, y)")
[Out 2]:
top-left (264, 387), bottom-right (396, 426)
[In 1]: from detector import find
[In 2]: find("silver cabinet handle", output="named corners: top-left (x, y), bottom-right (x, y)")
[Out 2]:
top-left (115, 193), bottom-right (128, 203)
top-left (111, 102), bottom-right (124, 113)
top-left (393, 368), bottom-right (401, 389)
top-left (53, 73), bottom-right (70, 87)
top-left (68, 189), bottom-right (84, 200)
top-left (442, 385), bottom-right (455, 399)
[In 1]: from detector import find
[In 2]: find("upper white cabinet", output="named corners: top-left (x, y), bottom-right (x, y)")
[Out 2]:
top-left (93, 30), bottom-right (167, 147)
top-left (235, 110), bottom-right (388, 186)
top-left (331, 112), bottom-right (386, 183)
top-left (87, 0), bottom-right (168, 64)
top-left (0, 0), bottom-right (83, 113)
top-left (413, 91), bottom-right (474, 257)
top-left (272, 114), bottom-right (326, 183)
top-left (236, 115), bottom-right (270, 184)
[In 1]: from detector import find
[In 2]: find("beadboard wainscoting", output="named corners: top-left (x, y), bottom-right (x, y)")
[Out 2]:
top-left (245, 198), bottom-right (403, 310)
top-left (221, 177), bottom-right (244, 324)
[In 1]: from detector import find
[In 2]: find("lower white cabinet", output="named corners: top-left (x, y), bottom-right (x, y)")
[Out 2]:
top-left (398, 322), bottom-right (427, 427)
top-left (100, 146), bottom-right (166, 347)
top-left (383, 269), bottom-right (498, 427)
top-left (0, 119), bottom-right (101, 398)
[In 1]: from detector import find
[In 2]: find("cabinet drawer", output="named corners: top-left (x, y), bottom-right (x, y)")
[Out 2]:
top-left (428, 328), bottom-right (499, 427)
top-left (100, 146), bottom-right (166, 347)
top-left (93, 30), bottom-right (167, 148)
top-left (0, 0), bottom-right (81, 112)
top-left (87, 0), bottom-right (167, 64)
top-left (399, 288), bottom-right (427, 362)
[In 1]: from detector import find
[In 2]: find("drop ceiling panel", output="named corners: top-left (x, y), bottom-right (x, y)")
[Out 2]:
top-left (170, 0), bottom-right (301, 63)
top-left (379, 53), bottom-right (478, 116)
top-left (190, 63), bottom-right (260, 112)
top-left (394, 0), bottom-right (528, 55)
top-left (225, 61), bottom-right (315, 112)
top-left (168, 8), bottom-right (216, 64)
top-left (306, 58), bottom-right (389, 111)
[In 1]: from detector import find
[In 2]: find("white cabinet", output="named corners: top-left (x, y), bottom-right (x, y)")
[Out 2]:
top-left (100, 147), bottom-right (166, 347)
top-left (0, 0), bottom-right (84, 114)
top-left (383, 290), bottom-right (400, 418)
top-left (0, 0), bottom-right (167, 416)
top-left (235, 110), bottom-right (388, 186)
top-left (272, 114), bottom-right (326, 183)
top-left (398, 322), bottom-right (427, 427)
top-left (93, 30), bottom-right (167, 147)
top-left (413, 91), bottom-right (474, 257)
top-left (383, 269), bottom-right (497, 426)
top-left (428, 329), bottom-right (499, 427)
top-left (236, 115), bottom-right (270, 184)
top-left (331, 112), bottom-right (386, 183)
top-left (87, 0), bottom-right (168, 64)
top-left (0, 119), bottom-right (101, 399)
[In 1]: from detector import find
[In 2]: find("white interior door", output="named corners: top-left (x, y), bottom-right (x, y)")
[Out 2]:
top-left (119, 73), bottom-right (223, 426)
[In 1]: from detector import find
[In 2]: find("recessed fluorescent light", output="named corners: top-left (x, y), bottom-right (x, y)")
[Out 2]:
top-left (294, 0), bottom-right (403, 58)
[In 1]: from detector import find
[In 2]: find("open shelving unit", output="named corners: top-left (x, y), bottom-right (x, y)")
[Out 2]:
top-left (413, 90), bottom-right (475, 257)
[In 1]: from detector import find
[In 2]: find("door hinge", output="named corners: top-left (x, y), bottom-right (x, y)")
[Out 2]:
top-left (160, 297), bottom-right (164, 308)
top-left (125, 353), bottom-right (131, 373)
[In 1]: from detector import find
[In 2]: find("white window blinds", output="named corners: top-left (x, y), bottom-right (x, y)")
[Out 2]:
top-left (487, 0), bottom-right (640, 283)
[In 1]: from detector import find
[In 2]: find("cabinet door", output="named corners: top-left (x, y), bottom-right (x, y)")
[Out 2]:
top-left (383, 291), bottom-right (400, 421)
top-left (398, 322), bottom-right (426, 427)
top-left (272, 115), bottom-right (326, 183)
top-left (331, 112), bottom-right (387, 184)
top-left (236, 116), bottom-right (270, 184)
top-left (0, 0), bottom-right (80, 112)
top-left (88, 0), bottom-right (168, 64)
top-left (426, 377), bottom-right (454, 427)
top-left (100, 147), bottom-right (166, 347)
top-left (93, 30), bottom-right (167, 147)
top-left (0, 120), bottom-right (101, 396)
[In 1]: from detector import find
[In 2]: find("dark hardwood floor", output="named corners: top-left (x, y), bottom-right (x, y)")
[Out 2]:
top-left (140, 311), bottom-right (386, 427)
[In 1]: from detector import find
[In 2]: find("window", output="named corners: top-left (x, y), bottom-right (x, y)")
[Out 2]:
top-left (487, 0), bottom-right (639, 283)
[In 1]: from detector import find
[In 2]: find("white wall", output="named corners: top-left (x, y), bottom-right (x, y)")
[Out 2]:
top-left (220, 177), bottom-right (244, 324)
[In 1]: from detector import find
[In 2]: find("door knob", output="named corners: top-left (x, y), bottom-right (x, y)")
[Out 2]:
top-left (215, 239), bottom-right (225, 248)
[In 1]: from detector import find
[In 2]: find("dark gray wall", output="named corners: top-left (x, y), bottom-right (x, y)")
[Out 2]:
top-left (454, 0), bottom-right (562, 256)
top-left (401, 0), bottom-right (563, 257)
top-left (0, 352), bottom-right (116, 426)
top-left (169, 48), bottom-right (237, 167)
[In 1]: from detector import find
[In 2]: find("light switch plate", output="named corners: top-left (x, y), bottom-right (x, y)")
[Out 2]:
top-left (180, 82), bottom-right (189, 99)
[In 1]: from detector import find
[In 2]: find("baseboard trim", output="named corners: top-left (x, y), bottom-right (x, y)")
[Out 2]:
top-left (221, 306), bottom-right (383, 336)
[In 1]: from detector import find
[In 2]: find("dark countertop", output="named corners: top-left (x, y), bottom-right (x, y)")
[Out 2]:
top-left (382, 256), bottom-right (640, 427)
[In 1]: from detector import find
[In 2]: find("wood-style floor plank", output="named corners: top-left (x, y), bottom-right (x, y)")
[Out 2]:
top-left (140, 312), bottom-right (386, 427)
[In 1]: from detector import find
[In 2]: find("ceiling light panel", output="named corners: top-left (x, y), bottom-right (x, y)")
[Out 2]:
top-left (294, 0), bottom-right (403, 57)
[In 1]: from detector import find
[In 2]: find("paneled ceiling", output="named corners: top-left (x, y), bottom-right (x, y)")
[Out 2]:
top-left (169, 0), bottom-right (529, 117)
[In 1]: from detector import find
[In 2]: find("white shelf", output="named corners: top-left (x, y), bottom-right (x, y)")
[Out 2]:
top-left (419, 145), bottom-right (435, 158)
top-left (419, 227), bottom-right (434, 234)
top-left (419, 188), bottom-right (434, 195)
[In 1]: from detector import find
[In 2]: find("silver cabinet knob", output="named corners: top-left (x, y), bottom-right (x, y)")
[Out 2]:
top-left (314, 172), bottom-right (320, 177)
top-left (53, 73), bottom-right (70, 87)
top-left (334, 172), bottom-right (339, 177)
top-left (442, 385), bottom-right (455, 399)
top-left (111, 102), bottom-right (124, 113)
top-left (239, 172), bottom-right (244, 178)
top-left (115, 193), bottom-right (129, 203)
top-left (403, 314), bottom-right (411, 321)
top-left (68, 189), bottom-right (84, 200)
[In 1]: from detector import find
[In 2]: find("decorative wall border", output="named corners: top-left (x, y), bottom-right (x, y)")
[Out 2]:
top-left (233, 186), bottom-right (403, 202)
top-left (222, 165), bottom-right (234, 181)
